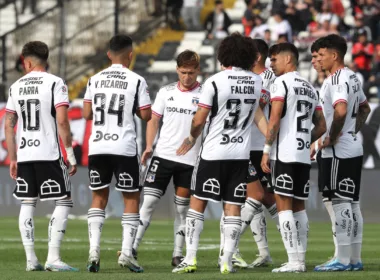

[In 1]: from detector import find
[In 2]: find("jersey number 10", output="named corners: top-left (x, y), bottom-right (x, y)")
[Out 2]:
top-left (18, 99), bottom-right (40, 131)
top-left (94, 93), bottom-right (125, 127)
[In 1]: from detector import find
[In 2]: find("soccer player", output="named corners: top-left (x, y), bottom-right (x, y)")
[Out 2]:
top-left (83, 35), bottom-right (151, 273)
top-left (219, 38), bottom-right (278, 269)
top-left (5, 41), bottom-right (78, 272)
top-left (314, 34), bottom-right (371, 272)
top-left (172, 33), bottom-right (268, 274)
top-left (261, 42), bottom-right (326, 273)
top-left (132, 50), bottom-right (202, 267)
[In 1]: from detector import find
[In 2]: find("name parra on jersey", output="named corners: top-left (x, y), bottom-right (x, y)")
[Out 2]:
top-left (6, 71), bottom-right (69, 162)
top-left (152, 82), bottom-right (202, 166)
top-left (250, 69), bottom-right (275, 151)
top-left (320, 67), bottom-right (367, 159)
top-left (270, 71), bottom-right (321, 164)
top-left (84, 64), bottom-right (151, 157)
top-left (198, 67), bottom-right (263, 160)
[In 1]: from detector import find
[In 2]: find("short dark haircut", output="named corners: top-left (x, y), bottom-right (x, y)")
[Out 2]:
top-left (311, 37), bottom-right (324, 53)
top-left (252, 39), bottom-right (269, 62)
top-left (269, 42), bottom-right (299, 63)
top-left (318, 34), bottom-right (347, 60)
top-left (109, 34), bottom-right (133, 53)
top-left (217, 33), bottom-right (258, 70)
top-left (176, 50), bottom-right (200, 68)
top-left (22, 41), bottom-right (49, 62)
top-left (215, 0), bottom-right (223, 5)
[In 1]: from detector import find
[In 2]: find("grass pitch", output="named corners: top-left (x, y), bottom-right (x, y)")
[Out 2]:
top-left (0, 218), bottom-right (379, 279)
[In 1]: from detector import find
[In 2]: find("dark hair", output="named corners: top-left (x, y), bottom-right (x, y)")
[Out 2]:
top-left (311, 37), bottom-right (324, 53)
top-left (176, 50), bottom-right (200, 68)
top-left (215, 0), bottom-right (223, 5)
top-left (269, 42), bottom-right (299, 63)
top-left (22, 41), bottom-right (49, 61)
top-left (252, 39), bottom-right (269, 62)
top-left (318, 34), bottom-right (347, 60)
top-left (109, 34), bottom-right (133, 53)
top-left (217, 33), bottom-right (258, 70)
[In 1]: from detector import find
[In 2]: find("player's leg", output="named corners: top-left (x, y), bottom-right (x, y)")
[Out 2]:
top-left (173, 158), bottom-right (219, 273)
top-left (14, 163), bottom-right (43, 271)
top-left (172, 163), bottom-right (192, 265)
top-left (133, 157), bottom-right (172, 257)
top-left (115, 155), bottom-right (144, 272)
top-left (37, 159), bottom-right (78, 272)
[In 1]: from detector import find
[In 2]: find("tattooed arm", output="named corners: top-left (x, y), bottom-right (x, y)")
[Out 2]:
top-left (355, 102), bottom-right (371, 133)
top-left (265, 100), bottom-right (284, 146)
top-left (311, 109), bottom-right (326, 143)
top-left (329, 102), bottom-right (347, 145)
top-left (5, 112), bottom-right (18, 162)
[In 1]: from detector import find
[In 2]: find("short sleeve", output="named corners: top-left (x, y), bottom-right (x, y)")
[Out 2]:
top-left (198, 79), bottom-right (215, 109)
top-left (151, 89), bottom-right (165, 118)
top-left (53, 78), bottom-right (69, 108)
top-left (137, 78), bottom-right (151, 110)
top-left (83, 78), bottom-right (92, 104)
top-left (5, 87), bottom-right (16, 114)
top-left (330, 78), bottom-right (348, 108)
top-left (270, 79), bottom-right (286, 102)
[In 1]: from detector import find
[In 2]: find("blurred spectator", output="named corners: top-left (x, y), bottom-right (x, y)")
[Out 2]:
top-left (313, 71), bottom-right (328, 91)
top-left (272, 0), bottom-right (287, 11)
top-left (166, 0), bottom-right (183, 30)
top-left (315, 2), bottom-right (339, 32)
top-left (271, 11), bottom-right (292, 42)
top-left (351, 15), bottom-right (372, 42)
top-left (204, 0), bottom-right (231, 40)
top-left (249, 16), bottom-right (268, 39)
top-left (21, 0), bottom-right (37, 14)
top-left (352, 29), bottom-right (374, 81)
top-left (182, 0), bottom-right (203, 31)
top-left (277, 33), bottom-right (288, 43)
top-left (330, 0), bottom-right (345, 18)
top-left (242, 0), bottom-right (255, 36)
top-left (152, 0), bottom-right (163, 16)
top-left (358, 0), bottom-right (380, 39)
top-left (311, 19), bottom-right (339, 38)
top-left (263, 29), bottom-right (273, 45)
top-left (285, 1), bottom-right (304, 35)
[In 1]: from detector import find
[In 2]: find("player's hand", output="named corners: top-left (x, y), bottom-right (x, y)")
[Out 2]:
top-left (141, 147), bottom-right (153, 166)
top-left (177, 137), bottom-right (196, 156)
top-left (10, 160), bottom-right (17, 179)
top-left (69, 164), bottom-right (77, 176)
top-left (261, 153), bottom-right (271, 173)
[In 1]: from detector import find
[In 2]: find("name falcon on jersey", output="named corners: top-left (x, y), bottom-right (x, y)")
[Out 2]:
top-left (95, 80), bottom-right (128, 89)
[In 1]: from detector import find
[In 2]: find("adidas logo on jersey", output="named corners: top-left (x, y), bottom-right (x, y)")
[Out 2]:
top-left (168, 97), bottom-right (174, 101)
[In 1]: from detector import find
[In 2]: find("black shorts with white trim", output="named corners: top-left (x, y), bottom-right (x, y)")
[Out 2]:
top-left (143, 156), bottom-right (194, 195)
top-left (247, 150), bottom-right (273, 192)
top-left (316, 150), bottom-right (330, 201)
top-left (320, 155), bottom-right (362, 201)
top-left (14, 158), bottom-right (71, 201)
top-left (191, 158), bottom-right (248, 205)
top-left (271, 160), bottom-right (311, 200)
top-left (88, 154), bottom-right (140, 192)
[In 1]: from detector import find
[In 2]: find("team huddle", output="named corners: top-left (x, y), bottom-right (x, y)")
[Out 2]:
top-left (4, 32), bottom-right (370, 274)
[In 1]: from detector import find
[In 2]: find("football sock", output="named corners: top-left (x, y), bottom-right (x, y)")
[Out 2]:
top-left (19, 201), bottom-right (38, 265)
top-left (173, 195), bottom-right (190, 257)
top-left (350, 202), bottom-right (363, 264)
top-left (293, 210), bottom-right (309, 263)
top-left (278, 210), bottom-right (298, 264)
top-left (184, 209), bottom-right (204, 263)
top-left (121, 213), bottom-right (140, 257)
top-left (324, 200), bottom-right (337, 257)
top-left (222, 216), bottom-right (242, 265)
top-left (87, 208), bottom-right (105, 252)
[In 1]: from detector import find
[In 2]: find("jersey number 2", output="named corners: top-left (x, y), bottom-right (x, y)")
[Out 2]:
top-left (94, 93), bottom-right (125, 127)
top-left (297, 100), bottom-right (313, 133)
top-left (18, 99), bottom-right (40, 131)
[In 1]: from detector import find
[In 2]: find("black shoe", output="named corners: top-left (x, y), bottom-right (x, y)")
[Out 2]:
top-left (172, 256), bottom-right (184, 267)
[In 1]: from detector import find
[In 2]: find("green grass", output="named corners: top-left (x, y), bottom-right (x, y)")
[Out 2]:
top-left (0, 218), bottom-right (379, 279)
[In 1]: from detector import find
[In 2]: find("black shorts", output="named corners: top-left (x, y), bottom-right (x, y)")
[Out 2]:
top-left (88, 155), bottom-right (140, 192)
top-left (143, 156), bottom-right (194, 195)
top-left (316, 150), bottom-right (330, 200)
top-left (321, 156), bottom-right (362, 201)
top-left (191, 158), bottom-right (248, 205)
top-left (14, 158), bottom-right (71, 201)
top-left (247, 151), bottom-right (273, 192)
top-left (271, 160), bottom-right (311, 200)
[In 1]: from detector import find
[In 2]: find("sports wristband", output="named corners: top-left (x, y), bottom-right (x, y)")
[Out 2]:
top-left (315, 139), bottom-right (319, 152)
top-left (65, 147), bottom-right (77, 166)
top-left (263, 144), bottom-right (271, 154)
top-left (188, 135), bottom-right (196, 144)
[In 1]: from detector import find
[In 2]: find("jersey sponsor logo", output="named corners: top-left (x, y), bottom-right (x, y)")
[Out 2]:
top-left (192, 97), bottom-right (199, 106)
top-left (296, 138), bottom-right (310, 150)
top-left (93, 131), bottom-right (119, 142)
top-left (220, 134), bottom-right (244, 145)
top-left (275, 174), bottom-right (293, 190)
top-left (338, 178), bottom-right (355, 194)
top-left (16, 177), bottom-right (28, 193)
top-left (40, 179), bottom-right (61, 195)
top-left (168, 97), bottom-right (174, 101)
top-left (166, 107), bottom-right (193, 115)
top-left (203, 178), bottom-right (220, 195)
top-left (19, 137), bottom-right (40, 149)
top-left (89, 170), bottom-right (101, 185)
top-left (118, 172), bottom-right (133, 188)
top-left (234, 183), bottom-right (247, 198)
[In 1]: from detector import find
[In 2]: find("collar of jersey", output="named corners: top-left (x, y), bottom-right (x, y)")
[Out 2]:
top-left (328, 66), bottom-right (345, 77)
top-left (225, 66), bottom-right (243, 71)
top-left (177, 81), bottom-right (200, 92)
top-left (111, 64), bottom-right (125, 68)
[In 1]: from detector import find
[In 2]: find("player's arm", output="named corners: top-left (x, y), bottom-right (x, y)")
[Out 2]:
top-left (5, 112), bottom-right (18, 179)
top-left (83, 101), bottom-right (93, 120)
top-left (136, 107), bottom-right (152, 121)
top-left (141, 114), bottom-right (160, 165)
top-left (56, 106), bottom-right (77, 175)
top-left (177, 106), bottom-right (209, 156)
top-left (355, 95), bottom-right (371, 133)
top-left (327, 102), bottom-right (346, 146)
top-left (136, 79), bottom-right (152, 122)
top-left (253, 106), bottom-right (268, 136)
top-left (311, 109), bottom-right (326, 143)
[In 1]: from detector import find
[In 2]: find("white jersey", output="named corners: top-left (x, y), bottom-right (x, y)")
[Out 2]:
top-left (250, 69), bottom-right (275, 151)
top-left (320, 67), bottom-right (367, 159)
top-left (84, 64), bottom-right (151, 156)
top-left (152, 82), bottom-right (202, 166)
top-left (270, 71), bottom-right (321, 164)
top-left (6, 71), bottom-right (69, 162)
top-left (199, 67), bottom-right (262, 160)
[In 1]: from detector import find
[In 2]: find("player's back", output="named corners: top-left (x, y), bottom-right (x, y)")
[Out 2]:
top-left (200, 67), bottom-right (262, 160)
top-left (270, 71), bottom-right (320, 164)
top-left (6, 71), bottom-right (69, 162)
top-left (84, 64), bottom-right (150, 156)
